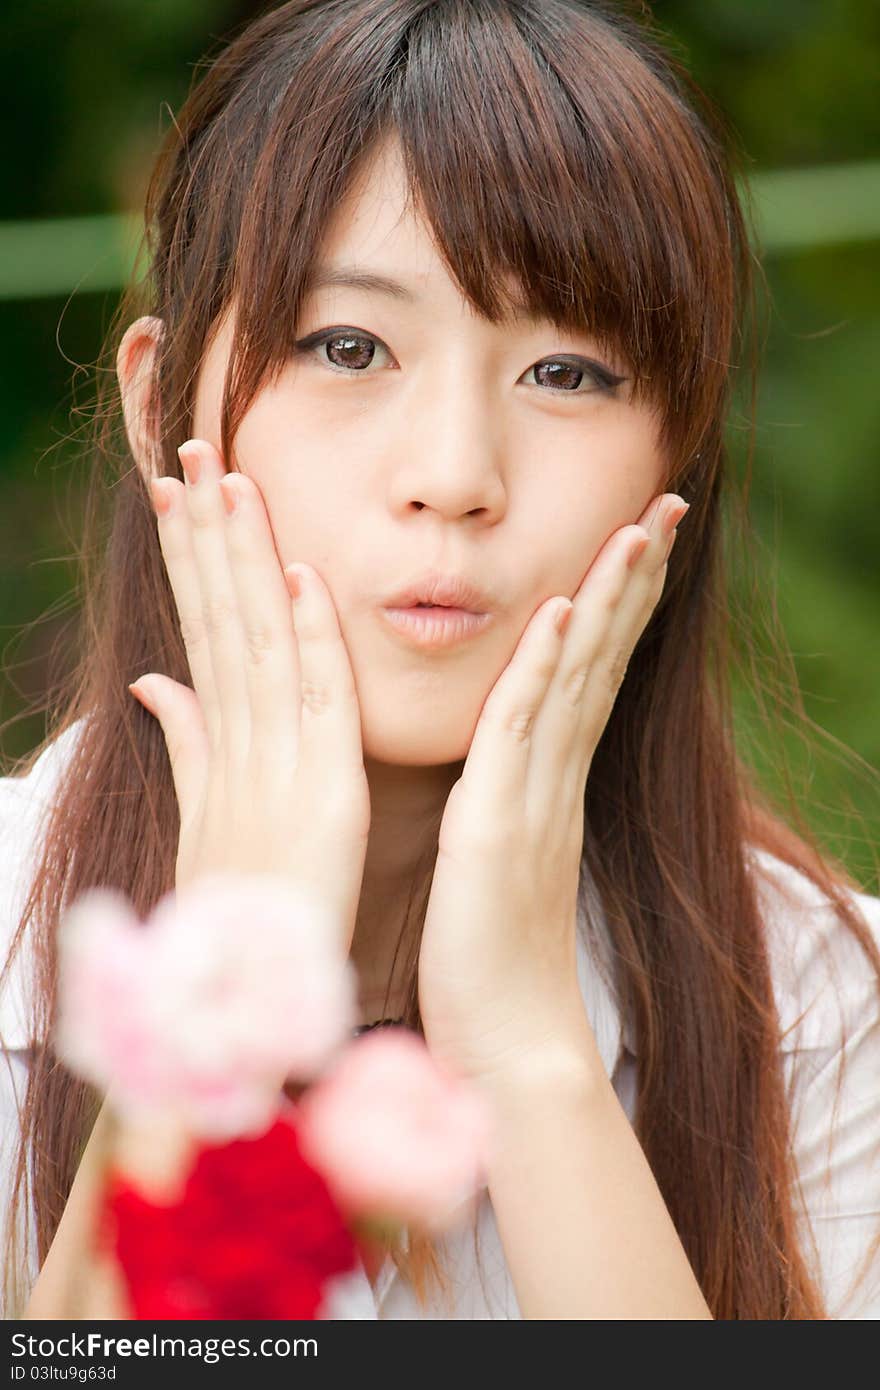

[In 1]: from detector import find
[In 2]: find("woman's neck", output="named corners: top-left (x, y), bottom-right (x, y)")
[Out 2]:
top-left (348, 755), bottom-right (459, 1025)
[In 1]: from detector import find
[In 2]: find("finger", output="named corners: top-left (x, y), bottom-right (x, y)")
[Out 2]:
top-left (528, 493), bottom-right (684, 804)
top-left (590, 493), bottom-right (688, 681)
top-left (178, 440), bottom-right (251, 754)
top-left (527, 523), bottom-right (646, 799)
top-left (631, 492), bottom-right (692, 572)
top-left (538, 496), bottom-right (688, 795)
top-left (556, 494), bottom-right (688, 713)
top-left (217, 470), bottom-right (303, 762)
top-left (128, 673), bottom-right (208, 819)
top-left (150, 474), bottom-right (222, 748)
top-left (458, 592), bottom-right (573, 816)
top-left (283, 562), bottom-right (367, 786)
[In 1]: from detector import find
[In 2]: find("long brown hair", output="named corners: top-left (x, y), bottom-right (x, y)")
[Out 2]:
top-left (3, 0), bottom-right (879, 1319)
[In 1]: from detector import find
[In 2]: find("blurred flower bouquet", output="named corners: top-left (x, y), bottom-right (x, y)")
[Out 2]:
top-left (55, 873), bottom-right (492, 1319)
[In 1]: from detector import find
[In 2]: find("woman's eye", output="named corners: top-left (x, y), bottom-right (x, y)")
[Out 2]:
top-left (294, 328), bottom-right (391, 374)
top-left (293, 327), bottom-right (627, 394)
top-left (524, 358), bottom-right (628, 394)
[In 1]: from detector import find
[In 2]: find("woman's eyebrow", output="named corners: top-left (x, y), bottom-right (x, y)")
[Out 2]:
top-left (304, 264), bottom-right (418, 302)
top-left (303, 262), bottom-right (537, 323)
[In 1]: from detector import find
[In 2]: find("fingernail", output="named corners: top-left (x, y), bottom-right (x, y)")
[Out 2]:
top-left (663, 500), bottom-right (690, 537)
top-left (284, 564), bottom-right (306, 601)
top-left (554, 599), bottom-right (574, 636)
top-left (219, 478), bottom-right (239, 517)
top-left (149, 478), bottom-right (173, 517)
top-left (128, 680), bottom-right (156, 714)
top-left (178, 441), bottom-right (202, 486)
top-left (627, 534), bottom-right (651, 570)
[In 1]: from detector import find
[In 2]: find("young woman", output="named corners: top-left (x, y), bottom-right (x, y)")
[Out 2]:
top-left (2, 0), bottom-right (879, 1320)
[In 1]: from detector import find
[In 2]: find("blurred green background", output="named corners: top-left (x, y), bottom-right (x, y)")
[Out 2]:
top-left (1, 2), bottom-right (878, 888)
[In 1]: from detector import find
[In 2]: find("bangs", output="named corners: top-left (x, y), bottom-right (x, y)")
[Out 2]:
top-left (218, 0), bottom-right (747, 470)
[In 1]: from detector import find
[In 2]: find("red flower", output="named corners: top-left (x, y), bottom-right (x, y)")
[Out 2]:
top-left (101, 1113), bottom-right (359, 1319)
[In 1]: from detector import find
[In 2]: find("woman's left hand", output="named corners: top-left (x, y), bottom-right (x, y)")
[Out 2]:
top-left (418, 491), bottom-right (689, 1088)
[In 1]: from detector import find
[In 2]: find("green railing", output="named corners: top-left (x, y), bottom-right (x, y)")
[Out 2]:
top-left (1, 160), bottom-right (878, 301)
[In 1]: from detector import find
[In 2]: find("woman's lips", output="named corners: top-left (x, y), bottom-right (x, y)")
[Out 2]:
top-left (380, 605), bottom-right (493, 647)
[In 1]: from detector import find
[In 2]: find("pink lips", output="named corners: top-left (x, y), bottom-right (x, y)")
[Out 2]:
top-left (382, 570), bottom-right (492, 614)
top-left (379, 569), bottom-right (495, 648)
top-left (380, 605), bottom-right (493, 647)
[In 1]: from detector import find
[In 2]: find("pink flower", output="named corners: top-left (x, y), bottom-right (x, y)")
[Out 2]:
top-left (56, 888), bottom-right (176, 1107)
top-left (149, 872), bottom-right (356, 1080)
top-left (56, 872), bottom-right (357, 1139)
top-left (297, 1029), bottom-right (494, 1232)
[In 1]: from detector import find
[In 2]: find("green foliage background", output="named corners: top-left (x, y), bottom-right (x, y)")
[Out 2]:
top-left (1, 2), bottom-right (877, 887)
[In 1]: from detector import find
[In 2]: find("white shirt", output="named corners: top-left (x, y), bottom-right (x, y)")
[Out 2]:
top-left (2, 720), bottom-right (879, 1319)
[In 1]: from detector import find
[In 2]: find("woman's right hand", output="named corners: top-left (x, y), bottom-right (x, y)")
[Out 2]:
top-left (129, 437), bottom-right (371, 956)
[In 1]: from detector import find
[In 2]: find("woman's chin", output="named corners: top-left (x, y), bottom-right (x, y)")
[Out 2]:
top-left (361, 711), bottom-right (474, 769)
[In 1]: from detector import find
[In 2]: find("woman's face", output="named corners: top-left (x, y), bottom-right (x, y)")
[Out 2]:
top-left (191, 136), bottom-right (666, 768)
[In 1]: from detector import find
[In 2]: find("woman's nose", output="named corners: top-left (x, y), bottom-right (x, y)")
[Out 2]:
top-left (387, 394), bottom-right (508, 523)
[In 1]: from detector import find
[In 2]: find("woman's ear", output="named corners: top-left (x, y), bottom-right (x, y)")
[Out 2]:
top-left (116, 315), bottom-right (166, 485)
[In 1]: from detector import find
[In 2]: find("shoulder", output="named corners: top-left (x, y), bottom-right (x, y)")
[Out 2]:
top-left (0, 1047), bottom-right (40, 1314)
top-left (745, 844), bottom-right (880, 1052)
top-left (0, 718), bottom-right (91, 1317)
top-left (0, 718), bottom-right (90, 1049)
top-left (746, 845), bottom-right (880, 1318)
